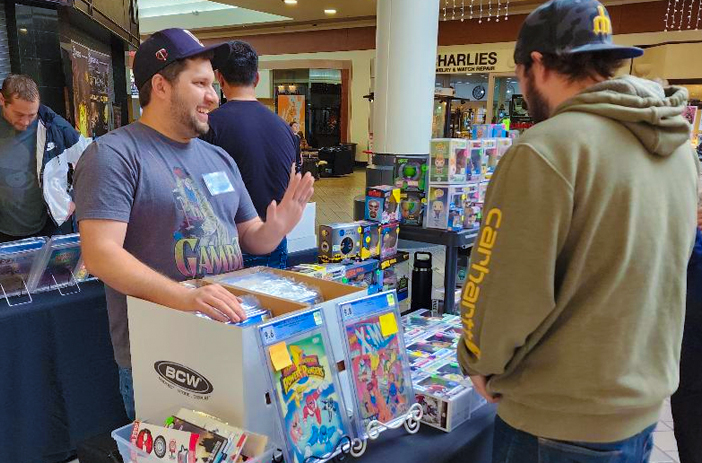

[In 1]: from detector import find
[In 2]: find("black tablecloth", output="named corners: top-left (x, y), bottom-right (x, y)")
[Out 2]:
top-left (0, 280), bottom-right (129, 463)
top-left (361, 403), bottom-right (496, 463)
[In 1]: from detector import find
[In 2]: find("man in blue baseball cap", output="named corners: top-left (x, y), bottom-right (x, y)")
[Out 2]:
top-left (72, 28), bottom-right (314, 419)
top-left (457, 0), bottom-right (700, 461)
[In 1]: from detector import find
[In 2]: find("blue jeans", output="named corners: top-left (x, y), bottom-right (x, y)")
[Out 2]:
top-left (243, 237), bottom-right (288, 269)
top-left (119, 367), bottom-right (135, 421)
top-left (492, 415), bottom-right (655, 463)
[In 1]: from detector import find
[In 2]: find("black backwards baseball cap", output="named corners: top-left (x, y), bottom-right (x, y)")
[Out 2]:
top-left (133, 28), bottom-right (230, 90)
top-left (513, 0), bottom-right (643, 65)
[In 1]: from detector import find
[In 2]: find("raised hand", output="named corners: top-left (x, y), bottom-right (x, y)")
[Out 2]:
top-left (266, 163), bottom-right (315, 234)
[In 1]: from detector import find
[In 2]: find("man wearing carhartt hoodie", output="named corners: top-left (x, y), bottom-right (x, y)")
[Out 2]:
top-left (457, 1), bottom-right (700, 462)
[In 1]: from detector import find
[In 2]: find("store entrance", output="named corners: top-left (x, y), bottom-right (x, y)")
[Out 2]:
top-left (435, 73), bottom-right (491, 138)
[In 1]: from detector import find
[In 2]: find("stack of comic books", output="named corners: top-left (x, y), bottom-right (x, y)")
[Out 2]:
top-left (258, 308), bottom-right (353, 463)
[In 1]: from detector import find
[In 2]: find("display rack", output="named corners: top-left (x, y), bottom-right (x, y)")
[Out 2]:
top-left (398, 226), bottom-right (479, 314)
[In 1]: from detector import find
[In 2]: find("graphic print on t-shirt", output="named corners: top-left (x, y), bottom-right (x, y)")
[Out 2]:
top-left (171, 167), bottom-right (243, 277)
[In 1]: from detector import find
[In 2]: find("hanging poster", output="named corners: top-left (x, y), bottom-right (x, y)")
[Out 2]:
top-left (278, 94), bottom-right (305, 134)
top-left (71, 41), bottom-right (113, 137)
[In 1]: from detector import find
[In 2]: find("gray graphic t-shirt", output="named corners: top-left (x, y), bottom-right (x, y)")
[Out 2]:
top-left (0, 117), bottom-right (45, 235)
top-left (74, 122), bottom-right (258, 368)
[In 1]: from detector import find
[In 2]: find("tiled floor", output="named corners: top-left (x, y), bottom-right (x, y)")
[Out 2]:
top-left (66, 172), bottom-right (683, 463)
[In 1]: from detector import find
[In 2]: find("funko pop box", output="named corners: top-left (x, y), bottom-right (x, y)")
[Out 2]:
top-left (365, 185), bottom-right (401, 224)
top-left (425, 185), bottom-right (468, 231)
top-left (429, 139), bottom-right (468, 183)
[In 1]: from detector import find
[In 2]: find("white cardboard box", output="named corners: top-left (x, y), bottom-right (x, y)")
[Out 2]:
top-left (128, 286), bottom-right (308, 443)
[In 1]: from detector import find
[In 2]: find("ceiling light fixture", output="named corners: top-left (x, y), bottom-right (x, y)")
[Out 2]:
top-left (324, 8), bottom-right (337, 14)
top-left (283, 0), bottom-right (297, 4)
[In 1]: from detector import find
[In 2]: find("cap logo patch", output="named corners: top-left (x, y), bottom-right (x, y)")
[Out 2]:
top-left (593, 5), bottom-right (611, 35)
top-left (155, 48), bottom-right (168, 61)
top-left (183, 29), bottom-right (204, 47)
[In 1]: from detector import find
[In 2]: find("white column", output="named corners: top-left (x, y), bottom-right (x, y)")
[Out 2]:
top-left (373, 0), bottom-right (440, 156)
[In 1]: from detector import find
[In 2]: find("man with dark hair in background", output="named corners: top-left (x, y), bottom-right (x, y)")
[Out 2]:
top-left (202, 40), bottom-right (298, 269)
top-left (456, 0), bottom-right (699, 461)
top-left (0, 74), bottom-right (87, 243)
top-left (73, 29), bottom-right (314, 419)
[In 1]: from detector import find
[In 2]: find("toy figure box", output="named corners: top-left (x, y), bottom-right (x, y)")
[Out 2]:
top-left (341, 259), bottom-right (382, 295)
top-left (413, 373), bottom-right (476, 432)
top-left (471, 124), bottom-right (490, 140)
top-left (379, 222), bottom-right (399, 260)
top-left (463, 182), bottom-right (482, 230)
top-left (318, 223), bottom-right (363, 263)
top-left (365, 186), bottom-right (401, 224)
top-left (399, 192), bottom-right (425, 226)
top-left (358, 221), bottom-right (380, 260)
top-left (481, 139), bottom-right (497, 177)
top-left (394, 156), bottom-right (428, 193)
top-left (336, 292), bottom-right (415, 435)
top-left (425, 185), bottom-right (468, 231)
top-left (258, 308), bottom-right (354, 463)
top-left (467, 140), bottom-right (484, 181)
top-left (429, 139), bottom-right (468, 183)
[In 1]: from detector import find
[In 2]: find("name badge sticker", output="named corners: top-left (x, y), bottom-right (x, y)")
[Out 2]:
top-left (203, 171), bottom-right (235, 196)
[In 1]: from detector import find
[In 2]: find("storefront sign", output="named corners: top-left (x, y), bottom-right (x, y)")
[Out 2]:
top-left (436, 50), bottom-right (513, 74)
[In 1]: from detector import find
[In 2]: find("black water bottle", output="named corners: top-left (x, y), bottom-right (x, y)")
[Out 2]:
top-left (411, 252), bottom-right (433, 312)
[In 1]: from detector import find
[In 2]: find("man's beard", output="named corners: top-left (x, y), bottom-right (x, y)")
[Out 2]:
top-left (522, 71), bottom-right (550, 124)
top-left (170, 92), bottom-right (209, 138)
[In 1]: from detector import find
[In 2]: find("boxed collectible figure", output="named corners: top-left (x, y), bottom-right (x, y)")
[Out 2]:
top-left (481, 139), bottom-right (497, 177)
top-left (425, 185), bottom-right (468, 231)
top-left (379, 222), bottom-right (400, 260)
top-left (467, 140), bottom-right (484, 181)
top-left (358, 221), bottom-right (380, 260)
top-left (413, 374), bottom-right (476, 432)
top-left (318, 223), bottom-right (363, 263)
top-left (429, 139), bottom-right (468, 183)
top-left (342, 258), bottom-right (382, 294)
top-left (365, 186), bottom-right (401, 224)
top-left (471, 124), bottom-right (490, 139)
top-left (399, 192), bottom-right (425, 226)
top-left (258, 308), bottom-right (355, 463)
top-left (394, 156), bottom-right (428, 193)
top-left (463, 182), bottom-right (482, 230)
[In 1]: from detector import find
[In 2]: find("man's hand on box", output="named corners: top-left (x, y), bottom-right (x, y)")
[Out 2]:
top-left (175, 284), bottom-right (246, 323)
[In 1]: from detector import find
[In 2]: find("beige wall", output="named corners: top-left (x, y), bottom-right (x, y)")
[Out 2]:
top-left (259, 30), bottom-right (702, 157)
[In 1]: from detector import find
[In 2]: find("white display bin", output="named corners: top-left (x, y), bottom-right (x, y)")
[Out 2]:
top-left (128, 287), bottom-right (307, 443)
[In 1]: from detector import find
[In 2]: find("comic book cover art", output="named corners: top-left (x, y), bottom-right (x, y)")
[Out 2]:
top-left (417, 375), bottom-right (464, 399)
top-left (345, 316), bottom-right (411, 428)
top-left (272, 333), bottom-right (347, 463)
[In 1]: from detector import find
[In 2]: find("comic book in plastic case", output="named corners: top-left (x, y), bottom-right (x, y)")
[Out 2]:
top-left (258, 308), bottom-right (354, 463)
top-left (0, 237), bottom-right (47, 301)
top-left (337, 291), bottom-right (415, 434)
top-left (413, 372), bottom-right (475, 432)
top-left (27, 233), bottom-right (85, 293)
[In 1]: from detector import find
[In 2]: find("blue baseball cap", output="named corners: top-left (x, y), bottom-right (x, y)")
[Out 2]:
top-left (514, 0), bottom-right (643, 65)
top-left (133, 28), bottom-right (229, 90)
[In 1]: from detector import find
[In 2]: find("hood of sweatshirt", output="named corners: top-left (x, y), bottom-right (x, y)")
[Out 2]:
top-left (554, 75), bottom-right (691, 157)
